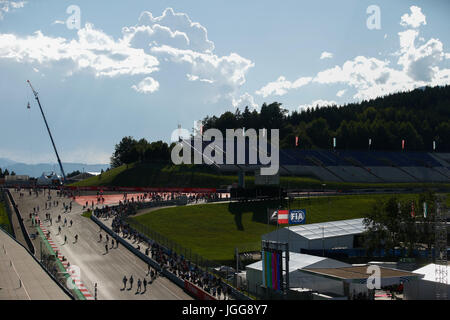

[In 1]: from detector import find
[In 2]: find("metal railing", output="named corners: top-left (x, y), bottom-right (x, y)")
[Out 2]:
top-left (121, 217), bottom-right (252, 300)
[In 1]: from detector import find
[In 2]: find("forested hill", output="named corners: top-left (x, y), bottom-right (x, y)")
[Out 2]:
top-left (202, 85), bottom-right (450, 152)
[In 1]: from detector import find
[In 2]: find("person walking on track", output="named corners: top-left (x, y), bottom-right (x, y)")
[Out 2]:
top-left (122, 276), bottom-right (127, 290)
top-left (129, 275), bottom-right (133, 290)
top-left (137, 278), bottom-right (142, 293)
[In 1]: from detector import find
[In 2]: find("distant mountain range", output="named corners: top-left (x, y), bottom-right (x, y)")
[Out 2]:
top-left (0, 158), bottom-right (109, 178)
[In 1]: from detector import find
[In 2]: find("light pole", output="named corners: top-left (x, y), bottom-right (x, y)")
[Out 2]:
top-left (322, 226), bottom-right (325, 257)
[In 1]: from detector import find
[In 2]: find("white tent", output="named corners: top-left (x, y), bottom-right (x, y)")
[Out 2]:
top-left (246, 252), bottom-right (351, 296)
top-left (37, 173), bottom-right (52, 185)
top-left (262, 218), bottom-right (366, 252)
top-left (404, 264), bottom-right (450, 300)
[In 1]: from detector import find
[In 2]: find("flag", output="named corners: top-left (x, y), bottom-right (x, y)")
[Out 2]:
top-left (295, 136), bottom-right (299, 147)
top-left (402, 140), bottom-right (405, 150)
top-left (277, 210), bottom-right (289, 224)
top-left (333, 137), bottom-right (336, 148)
top-left (369, 138), bottom-right (372, 146)
top-left (411, 201), bottom-right (415, 218)
top-left (433, 141), bottom-right (436, 151)
top-left (423, 202), bottom-right (427, 218)
top-left (268, 209), bottom-right (278, 224)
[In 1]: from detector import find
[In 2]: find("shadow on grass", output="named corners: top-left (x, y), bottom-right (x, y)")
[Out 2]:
top-left (227, 199), bottom-right (286, 231)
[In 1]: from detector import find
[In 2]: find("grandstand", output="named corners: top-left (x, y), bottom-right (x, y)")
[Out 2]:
top-left (283, 149), bottom-right (450, 183)
top-left (182, 139), bottom-right (450, 183)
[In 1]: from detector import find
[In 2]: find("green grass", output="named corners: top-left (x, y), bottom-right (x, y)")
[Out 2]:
top-left (0, 202), bottom-right (12, 235)
top-left (81, 211), bottom-right (92, 219)
top-left (132, 193), bottom-right (449, 264)
top-left (71, 161), bottom-right (450, 190)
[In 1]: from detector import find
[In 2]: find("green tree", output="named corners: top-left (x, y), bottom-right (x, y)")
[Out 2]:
top-left (110, 136), bottom-right (138, 168)
top-left (306, 118), bottom-right (331, 148)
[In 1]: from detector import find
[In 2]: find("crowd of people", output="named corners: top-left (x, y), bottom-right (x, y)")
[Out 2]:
top-left (13, 186), bottom-right (234, 299)
top-left (90, 205), bottom-right (233, 299)
top-left (107, 213), bottom-right (233, 299)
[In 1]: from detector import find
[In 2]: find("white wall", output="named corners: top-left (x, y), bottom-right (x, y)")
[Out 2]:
top-left (308, 235), bottom-right (354, 250)
top-left (262, 230), bottom-right (356, 251)
top-left (292, 270), bottom-right (344, 296)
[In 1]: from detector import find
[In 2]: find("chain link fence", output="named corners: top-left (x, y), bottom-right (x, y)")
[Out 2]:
top-left (122, 217), bottom-right (255, 299)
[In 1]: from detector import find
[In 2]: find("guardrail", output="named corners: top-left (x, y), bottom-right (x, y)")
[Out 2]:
top-left (91, 214), bottom-right (252, 300)
top-left (5, 189), bottom-right (35, 255)
top-left (90, 215), bottom-right (185, 288)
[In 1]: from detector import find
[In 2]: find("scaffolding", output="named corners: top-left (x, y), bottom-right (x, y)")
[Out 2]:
top-left (434, 195), bottom-right (448, 300)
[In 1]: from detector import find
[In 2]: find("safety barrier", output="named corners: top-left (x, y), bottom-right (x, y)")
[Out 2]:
top-left (184, 280), bottom-right (216, 300)
top-left (90, 215), bottom-right (185, 288)
top-left (5, 189), bottom-right (35, 255)
top-left (91, 214), bottom-right (252, 300)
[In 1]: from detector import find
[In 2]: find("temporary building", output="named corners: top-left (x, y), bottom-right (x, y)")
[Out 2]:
top-left (404, 264), bottom-right (450, 300)
top-left (262, 218), bottom-right (366, 252)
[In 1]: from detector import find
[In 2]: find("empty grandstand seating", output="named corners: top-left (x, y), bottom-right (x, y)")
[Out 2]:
top-left (182, 137), bottom-right (450, 183)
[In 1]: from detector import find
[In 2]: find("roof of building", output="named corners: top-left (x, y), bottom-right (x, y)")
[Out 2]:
top-left (302, 266), bottom-right (423, 281)
top-left (413, 264), bottom-right (450, 283)
top-left (246, 252), bottom-right (351, 273)
top-left (70, 172), bottom-right (95, 181)
top-left (283, 218), bottom-right (366, 240)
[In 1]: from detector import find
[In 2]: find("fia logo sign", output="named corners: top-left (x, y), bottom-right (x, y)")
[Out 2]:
top-left (289, 210), bottom-right (306, 225)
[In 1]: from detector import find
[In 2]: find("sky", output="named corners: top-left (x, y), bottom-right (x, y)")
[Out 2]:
top-left (0, 0), bottom-right (449, 165)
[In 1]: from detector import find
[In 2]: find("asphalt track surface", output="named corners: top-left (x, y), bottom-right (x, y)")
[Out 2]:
top-left (11, 189), bottom-right (192, 300)
top-left (0, 228), bottom-right (70, 300)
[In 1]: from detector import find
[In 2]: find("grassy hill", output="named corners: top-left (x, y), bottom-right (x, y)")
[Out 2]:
top-left (0, 202), bottom-right (12, 235)
top-left (70, 161), bottom-right (450, 190)
top-left (131, 193), bottom-right (448, 264)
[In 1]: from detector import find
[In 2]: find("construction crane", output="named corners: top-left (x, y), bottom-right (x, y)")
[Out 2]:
top-left (27, 80), bottom-right (67, 183)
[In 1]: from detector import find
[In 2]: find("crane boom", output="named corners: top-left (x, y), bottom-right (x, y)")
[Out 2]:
top-left (27, 80), bottom-right (67, 183)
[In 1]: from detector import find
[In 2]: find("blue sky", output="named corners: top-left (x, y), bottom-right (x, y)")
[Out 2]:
top-left (0, 0), bottom-right (449, 165)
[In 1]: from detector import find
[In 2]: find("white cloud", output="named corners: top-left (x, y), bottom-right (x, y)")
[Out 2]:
top-left (187, 73), bottom-right (215, 83)
top-left (131, 77), bottom-right (159, 94)
top-left (400, 6), bottom-right (426, 28)
top-left (136, 7), bottom-right (214, 53)
top-left (299, 99), bottom-right (337, 111)
top-left (0, 8), bottom-right (254, 106)
top-left (336, 89), bottom-right (346, 97)
top-left (0, 24), bottom-right (160, 78)
top-left (320, 51), bottom-right (333, 59)
top-left (121, 8), bottom-right (253, 102)
top-left (255, 76), bottom-right (312, 97)
top-left (0, 1), bottom-right (25, 19)
top-left (397, 29), bottom-right (446, 82)
top-left (258, 6), bottom-right (450, 101)
top-left (150, 44), bottom-right (253, 92)
top-left (52, 20), bottom-right (65, 25)
top-left (313, 55), bottom-right (418, 100)
top-left (232, 92), bottom-right (258, 109)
